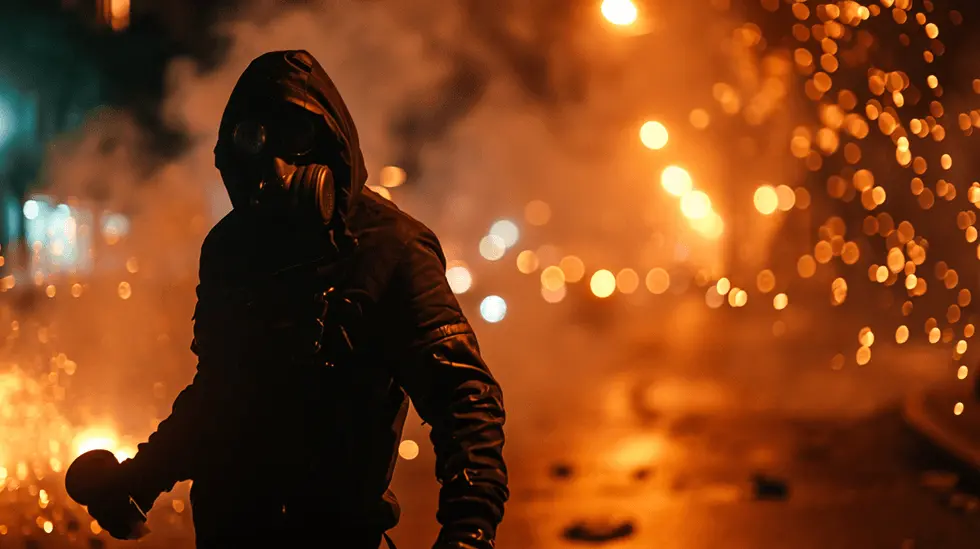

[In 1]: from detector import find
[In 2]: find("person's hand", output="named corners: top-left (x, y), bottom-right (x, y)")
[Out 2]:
top-left (432, 527), bottom-right (495, 549)
top-left (85, 459), bottom-right (154, 540)
top-left (87, 494), bottom-right (142, 540)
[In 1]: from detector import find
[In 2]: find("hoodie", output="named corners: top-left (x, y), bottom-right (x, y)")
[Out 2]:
top-left (124, 50), bottom-right (509, 543)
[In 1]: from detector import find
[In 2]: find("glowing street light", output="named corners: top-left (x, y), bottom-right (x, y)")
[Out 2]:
top-left (601, 0), bottom-right (638, 26)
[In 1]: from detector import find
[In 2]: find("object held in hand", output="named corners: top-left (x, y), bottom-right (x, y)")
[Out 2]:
top-left (65, 449), bottom-right (151, 540)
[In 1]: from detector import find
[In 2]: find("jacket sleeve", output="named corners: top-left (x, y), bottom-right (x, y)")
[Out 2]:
top-left (388, 228), bottom-right (509, 538)
top-left (124, 246), bottom-right (229, 505)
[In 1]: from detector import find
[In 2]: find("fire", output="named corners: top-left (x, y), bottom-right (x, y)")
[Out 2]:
top-left (72, 427), bottom-right (136, 462)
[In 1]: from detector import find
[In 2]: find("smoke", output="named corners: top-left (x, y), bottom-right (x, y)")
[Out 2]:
top-left (7, 0), bottom-right (952, 478)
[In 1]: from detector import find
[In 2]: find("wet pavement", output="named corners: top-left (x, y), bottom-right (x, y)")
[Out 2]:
top-left (386, 296), bottom-right (980, 548)
top-left (7, 292), bottom-right (978, 548)
top-left (391, 406), bottom-right (980, 549)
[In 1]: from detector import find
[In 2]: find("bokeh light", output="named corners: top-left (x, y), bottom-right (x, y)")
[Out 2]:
top-left (0, 95), bottom-right (14, 149)
top-left (398, 439), bottom-right (420, 460)
top-left (540, 266), bottom-right (566, 292)
top-left (479, 296), bottom-right (507, 323)
top-left (541, 285), bottom-right (567, 304)
top-left (616, 268), bottom-right (640, 294)
top-left (590, 270), bottom-right (616, 298)
top-left (489, 220), bottom-right (520, 249)
top-left (690, 211), bottom-right (724, 240)
top-left (524, 200), bottom-right (551, 226)
top-left (689, 108), bottom-right (710, 129)
top-left (660, 166), bottom-right (693, 197)
top-left (479, 235), bottom-right (506, 261)
top-left (446, 263), bottom-right (473, 294)
top-left (645, 268), bottom-right (670, 295)
top-left (380, 165), bottom-right (406, 188)
top-left (639, 120), bottom-right (669, 150)
top-left (775, 185), bottom-right (796, 212)
top-left (601, 0), bottom-right (638, 26)
top-left (22, 200), bottom-right (39, 220)
top-left (753, 185), bottom-right (779, 215)
top-left (716, 277), bottom-right (731, 295)
top-left (680, 190), bottom-right (712, 220)
top-left (559, 255), bottom-right (586, 283)
top-left (516, 250), bottom-right (539, 274)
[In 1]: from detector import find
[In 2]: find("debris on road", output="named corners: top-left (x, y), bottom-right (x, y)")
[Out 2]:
top-left (751, 473), bottom-right (790, 501)
top-left (632, 467), bottom-right (654, 481)
top-left (562, 517), bottom-right (636, 543)
top-left (919, 470), bottom-right (959, 492)
top-left (550, 462), bottom-right (574, 479)
top-left (947, 492), bottom-right (980, 514)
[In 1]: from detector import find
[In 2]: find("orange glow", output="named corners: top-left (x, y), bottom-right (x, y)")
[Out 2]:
top-left (72, 427), bottom-right (135, 462)
top-left (661, 166), bottom-right (693, 197)
top-left (601, 0), bottom-right (638, 26)
top-left (639, 121), bottom-right (669, 150)
top-left (380, 166), bottom-right (406, 188)
top-left (559, 256), bottom-right (586, 283)
top-left (690, 211), bottom-right (724, 240)
top-left (398, 439), bottom-right (420, 460)
top-left (479, 235), bottom-right (506, 261)
top-left (446, 263), bottom-right (473, 294)
top-left (680, 190), bottom-right (712, 220)
top-left (540, 266), bottom-right (566, 292)
top-left (590, 270), bottom-right (617, 298)
top-left (645, 268), bottom-right (670, 294)
top-left (754, 185), bottom-right (779, 214)
top-left (107, 0), bottom-right (131, 31)
top-left (616, 268), bottom-right (640, 294)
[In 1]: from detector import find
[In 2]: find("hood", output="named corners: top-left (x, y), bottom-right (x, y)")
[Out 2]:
top-left (214, 50), bottom-right (368, 223)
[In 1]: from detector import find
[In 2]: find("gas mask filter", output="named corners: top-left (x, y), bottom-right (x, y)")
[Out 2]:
top-left (226, 107), bottom-right (336, 226)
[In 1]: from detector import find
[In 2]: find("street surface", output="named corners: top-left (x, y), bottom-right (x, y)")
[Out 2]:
top-left (384, 293), bottom-right (980, 549)
top-left (3, 291), bottom-right (979, 548)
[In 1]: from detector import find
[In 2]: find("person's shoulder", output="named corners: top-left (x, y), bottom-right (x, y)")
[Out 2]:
top-left (352, 188), bottom-right (438, 248)
top-left (201, 209), bottom-right (247, 251)
top-left (197, 210), bottom-right (250, 282)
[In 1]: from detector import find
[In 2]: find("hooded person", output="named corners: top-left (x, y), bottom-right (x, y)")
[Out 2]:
top-left (82, 50), bottom-right (508, 549)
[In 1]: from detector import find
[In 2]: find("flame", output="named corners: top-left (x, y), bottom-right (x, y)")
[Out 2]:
top-left (72, 427), bottom-right (135, 462)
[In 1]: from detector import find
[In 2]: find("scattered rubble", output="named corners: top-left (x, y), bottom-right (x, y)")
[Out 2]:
top-left (751, 473), bottom-right (790, 501)
top-left (550, 463), bottom-right (574, 479)
top-left (632, 467), bottom-right (654, 481)
top-left (947, 492), bottom-right (980, 514)
top-left (918, 470), bottom-right (959, 492)
top-left (562, 517), bottom-right (636, 543)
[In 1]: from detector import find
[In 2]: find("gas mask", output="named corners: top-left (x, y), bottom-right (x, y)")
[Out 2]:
top-left (220, 104), bottom-right (337, 226)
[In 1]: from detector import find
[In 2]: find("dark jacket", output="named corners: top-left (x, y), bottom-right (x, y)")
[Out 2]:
top-left (126, 51), bottom-right (508, 540)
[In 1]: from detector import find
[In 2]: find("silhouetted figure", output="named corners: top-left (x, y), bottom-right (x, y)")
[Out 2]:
top-left (85, 50), bottom-right (508, 549)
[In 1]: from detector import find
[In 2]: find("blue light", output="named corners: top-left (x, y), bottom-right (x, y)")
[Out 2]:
top-left (23, 196), bottom-right (94, 275)
top-left (479, 295), bottom-right (507, 323)
top-left (0, 96), bottom-right (14, 149)
top-left (102, 213), bottom-right (130, 238)
top-left (23, 200), bottom-right (39, 220)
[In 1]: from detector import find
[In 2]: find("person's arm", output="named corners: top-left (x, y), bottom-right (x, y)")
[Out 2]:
top-left (121, 241), bottom-right (233, 510)
top-left (389, 228), bottom-right (509, 547)
top-left (120, 290), bottom-right (223, 508)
